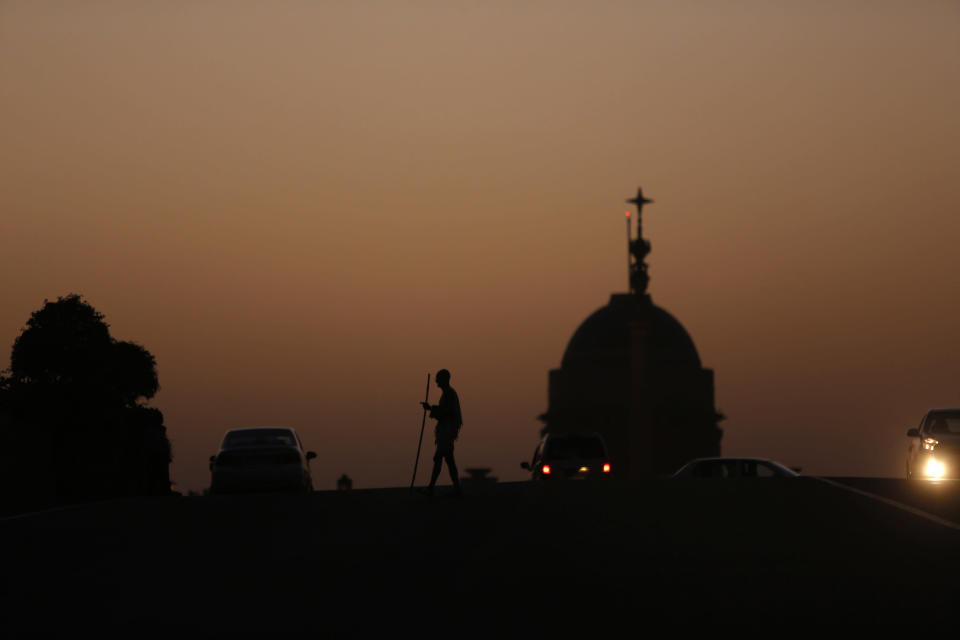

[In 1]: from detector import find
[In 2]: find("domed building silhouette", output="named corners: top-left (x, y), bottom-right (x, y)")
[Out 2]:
top-left (540, 188), bottom-right (723, 477)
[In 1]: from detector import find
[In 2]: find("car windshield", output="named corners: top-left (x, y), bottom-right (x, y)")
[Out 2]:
top-left (223, 429), bottom-right (298, 449)
top-left (741, 460), bottom-right (778, 477)
top-left (692, 460), bottom-right (736, 478)
top-left (924, 412), bottom-right (960, 435)
top-left (544, 435), bottom-right (606, 459)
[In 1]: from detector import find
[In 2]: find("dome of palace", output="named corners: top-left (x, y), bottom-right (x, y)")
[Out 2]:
top-left (561, 293), bottom-right (701, 370)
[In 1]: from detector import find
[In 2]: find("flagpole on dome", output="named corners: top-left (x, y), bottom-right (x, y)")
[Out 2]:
top-left (625, 186), bottom-right (654, 296)
top-left (625, 209), bottom-right (632, 292)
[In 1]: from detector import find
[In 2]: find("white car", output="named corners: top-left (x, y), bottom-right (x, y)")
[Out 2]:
top-left (209, 427), bottom-right (316, 494)
top-left (672, 457), bottom-right (799, 479)
top-left (906, 409), bottom-right (960, 480)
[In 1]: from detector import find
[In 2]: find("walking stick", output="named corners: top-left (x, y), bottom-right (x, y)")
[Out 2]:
top-left (409, 373), bottom-right (431, 493)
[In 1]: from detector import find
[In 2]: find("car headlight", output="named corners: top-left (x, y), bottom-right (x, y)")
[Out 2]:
top-left (924, 457), bottom-right (946, 478)
top-left (923, 437), bottom-right (939, 451)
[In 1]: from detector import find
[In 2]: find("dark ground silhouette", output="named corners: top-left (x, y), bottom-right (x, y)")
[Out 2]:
top-left (4, 478), bottom-right (960, 633)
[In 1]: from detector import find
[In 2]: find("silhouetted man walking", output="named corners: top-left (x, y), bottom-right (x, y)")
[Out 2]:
top-left (420, 369), bottom-right (463, 497)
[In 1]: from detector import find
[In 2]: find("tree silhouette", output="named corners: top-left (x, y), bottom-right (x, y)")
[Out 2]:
top-left (7, 294), bottom-right (158, 407)
top-left (0, 294), bottom-right (170, 507)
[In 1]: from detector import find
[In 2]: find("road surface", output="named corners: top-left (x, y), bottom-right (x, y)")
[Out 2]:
top-left (3, 477), bottom-right (958, 633)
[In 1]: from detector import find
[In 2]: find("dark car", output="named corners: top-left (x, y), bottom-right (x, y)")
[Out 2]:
top-left (671, 457), bottom-right (799, 479)
top-left (906, 409), bottom-right (960, 480)
top-left (209, 427), bottom-right (316, 494)
top-left (521, 432), bottom-right (612, 480)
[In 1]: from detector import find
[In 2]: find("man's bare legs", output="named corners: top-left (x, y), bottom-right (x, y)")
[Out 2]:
top-left (427, 450), bottom-right (462, 496)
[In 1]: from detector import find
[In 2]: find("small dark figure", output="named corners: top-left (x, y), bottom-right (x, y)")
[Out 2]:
top-left (420, 369), bottom-right (463, 497)
top-left (337, 474), bottom-right (352, 491)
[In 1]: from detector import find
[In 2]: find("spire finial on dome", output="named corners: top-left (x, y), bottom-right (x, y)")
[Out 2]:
top-left (625, 186), bottom-right (655, 296)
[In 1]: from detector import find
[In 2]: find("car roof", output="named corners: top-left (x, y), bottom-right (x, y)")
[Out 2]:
top-left (542, 431), bottom-right (605, 440)
top-left (689, 456), bottom-right (777, 462)
top-left (680, 457), bottom-right (798, 474)
top-left (224, 426), bottom-right (297, 434)
top-left (685, 456), bottom-right (789, 465)
top-left (219, 427), bottom-right (302, 451)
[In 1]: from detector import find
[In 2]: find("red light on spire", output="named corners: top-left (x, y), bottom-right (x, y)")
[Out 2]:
top-left (625, 211), bottom-right (631, 218)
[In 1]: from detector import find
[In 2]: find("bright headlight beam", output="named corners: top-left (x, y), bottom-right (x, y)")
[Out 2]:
top-left (925, 458), bottom-right (946, 478)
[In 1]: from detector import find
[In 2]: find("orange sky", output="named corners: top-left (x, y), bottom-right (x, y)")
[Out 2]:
top-left (2, 1), bottom-right (959, 492)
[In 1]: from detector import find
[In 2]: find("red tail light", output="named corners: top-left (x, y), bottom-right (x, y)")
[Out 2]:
top-left (602, 463), bottom-right (611, 473)
top-left (541, 464), bottom-right (551, 475)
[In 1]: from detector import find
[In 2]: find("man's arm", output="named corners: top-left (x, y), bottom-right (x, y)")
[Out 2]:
top-left (424, 392), bottom-right (457, 423)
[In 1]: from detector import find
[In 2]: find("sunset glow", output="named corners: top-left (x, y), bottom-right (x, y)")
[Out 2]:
top-left (2, 1), bottom-right (959, 492)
